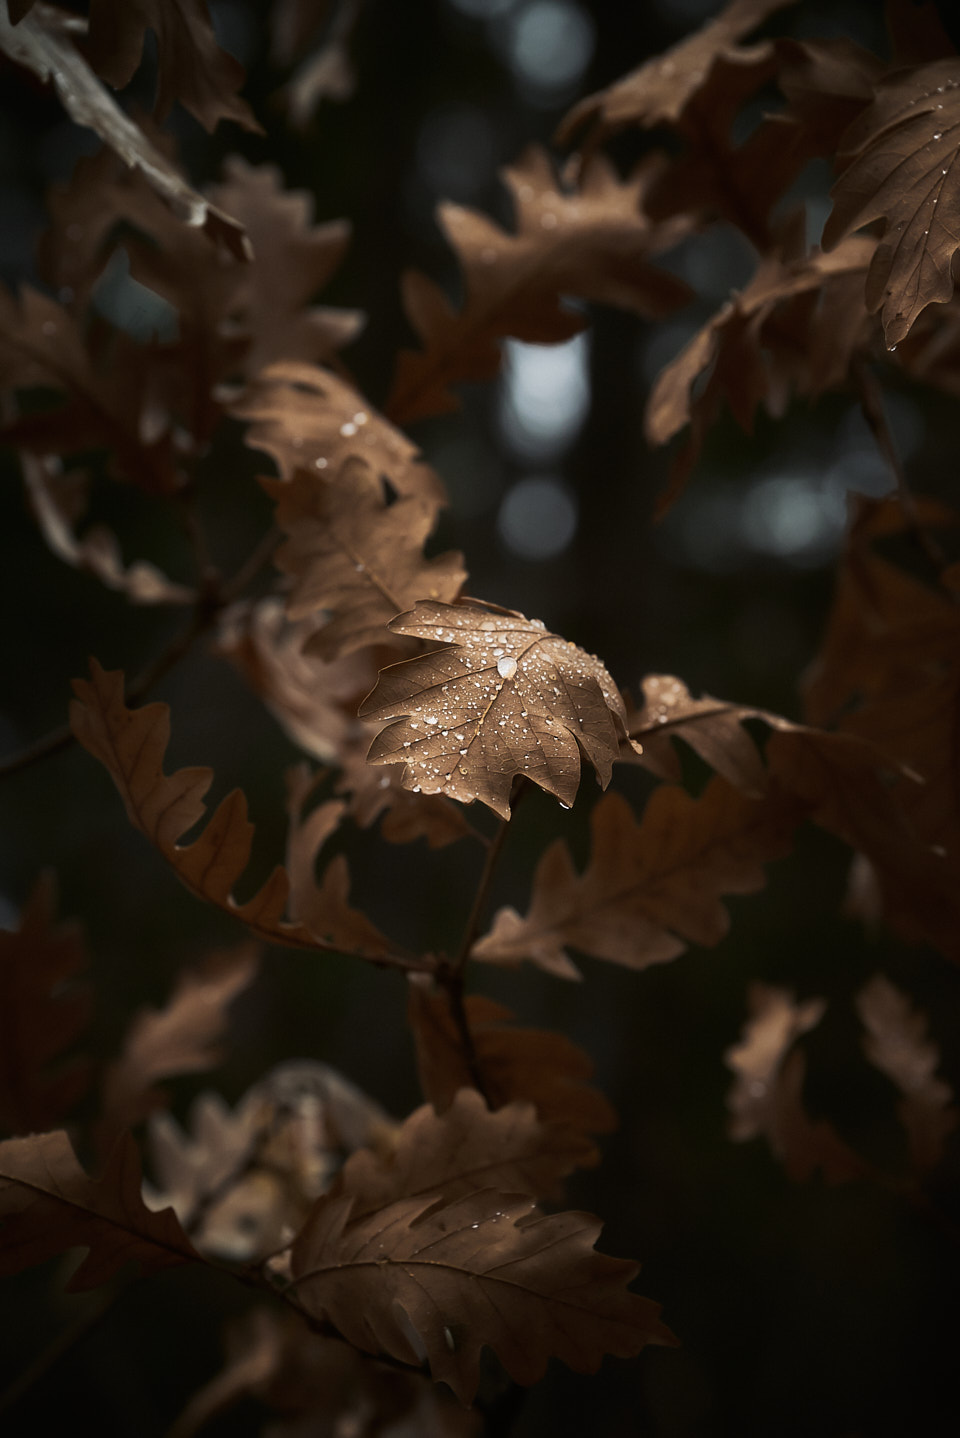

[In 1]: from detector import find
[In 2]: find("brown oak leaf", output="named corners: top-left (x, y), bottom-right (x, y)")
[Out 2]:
top-left (0, 6), bottom-right (250, 256)
top-left (473, 781), bottom-right (797, 979)
top-left (84, 0), bottom-right (259, 134)
top-left (823, 57), bottom-right (960, 347)
top-left (725, 985), bottom-right (864, 1183)
top-left (856, 974), bottom-right (958, 1173)
top-left (645, 226), bottom-right (876, 509)
top-left (557, 0), bottom-right (794, 149)
top-left (215, 598), bottom-right (377, 764)
top-left (267, 459), bottom-right (466, 660)
top-left (0, 1129), bottom-right (198, 1289)
top-left (359, 599), bottom-right (633, 819)
top-left (0, 287), bottom-right (180, 494)
top-left (232, 360), bottom-right (447, 513)
top-left (289, 1187), bottom-right (674, 1403)
top-left (624, 673), bottom-right (773, 796)
top-left (408, 985), bottom-right (616, 1164)
top-left (284, 764), bottom-right (405, 961)
top-left (0, 873), bottom-right (91, 1136)
top-left (23, 455), bottom-right (194, 605)
top-left (69, 660), bottom-right (398, 963)
top-left (96, 942), bottom-right (259, 1154)
top-left (149, 1060), bottom-right (393, 1262)
top-left (386, 145), bottom-right (691, 425)
top-left (331, 1088), bottom-right (590, 1216)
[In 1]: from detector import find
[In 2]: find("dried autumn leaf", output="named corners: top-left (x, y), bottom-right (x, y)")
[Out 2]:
top-left (624, 673), bottom-right (772, 796)
top-left (387, 146), bottom-right (691, 425)
top-left (725, 985), bottom-right (864, 1183)
top-left (856, 974), bottom-right (957, 1173)
top-left (557, 0), bottom-right (794, 147)
top-left (215, 598), bottom-right (378, 764)
top-left (0, 873), bottom-right (90, 1136)
top-left (284, 764), bottom-right (400, 961)
top-left (282, 0), bottom-right (360, 128)
top-left (84, 0), bottom-right (259, 134)
top-left (232, 360), bottom-right (447, 512)
top-left (0, 1129), bottom-right (198, 1288)
top-left (0, 5), bottom-right (250, 257)
top-left (408, 985), bottom-right (616, 1163)
top-left (646, 227), bottom-right (876, 508)
top-left (69, 660), bottom-right (396, 962)
top-left (289, 1187), bottom-right (673, 1404)
top-left (0, 287), bottom-right (180, 494)
top-left (149, 1060), bottom-right (393, 1261)
top-left (823, 58), bottom-right (960, 346)
top-left (97, 942), bottom-right (259, 1151)
top-left (267, 459), bottom-right (466, 660)
top-left (359, 599), bottom-right (633, 819)
top-left (23, 455), bottom-right (194, 605)
top-left (474, 781), bottom-right (796, 979)
top-left (333, 1088), bottom-right (590, 1216)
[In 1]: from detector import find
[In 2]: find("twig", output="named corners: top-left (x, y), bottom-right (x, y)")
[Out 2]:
top-left (0, 527), bottom-right (281, 784)
top-left (854, 358), bottom-right (950, 577)
top-left (438, 779), bottom-right (530, 1103)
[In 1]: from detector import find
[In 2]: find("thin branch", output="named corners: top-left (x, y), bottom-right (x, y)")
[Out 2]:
top-left (0, 527), bottom-right (281, 785)
top-left (0, 1281), bottom-right (130, 1418)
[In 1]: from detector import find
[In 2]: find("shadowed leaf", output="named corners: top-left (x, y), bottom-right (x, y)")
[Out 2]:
top-left (824, 58), bottom-right (960, 346)
top-left (267, 458), bottom-right (466, 660)
top-left (69, 660), bottom-right (397, 962)
top-left (0, 1129), bottom-right (199, 1289)
top-left (387, 146), bottom-right (690, 425)
top-left (474, 782), bottom-right (797, 978)
top-left (289, 1186), bottom-right (674, 1403)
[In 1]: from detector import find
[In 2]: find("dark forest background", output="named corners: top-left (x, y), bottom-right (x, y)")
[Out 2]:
top-left (2, 2), bottom-right (960, 1434)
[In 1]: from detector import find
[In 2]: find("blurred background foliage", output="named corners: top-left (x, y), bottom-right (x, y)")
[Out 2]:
top-left (2, 0), bottom-right (960, 1433)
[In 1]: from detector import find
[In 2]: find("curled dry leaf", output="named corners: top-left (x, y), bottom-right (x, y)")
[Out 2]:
top-left (289, 1187), bottom-right (674, 1404)
top-left (149, 1060), bottom-right (393, 1262)
top-left (69, 660), bottom-right (396, 962)
top-left (387, 145), bottom-right (691, 425)
top-left (359, 599), bottom-right (634, 819)
top-left (215, 598), bottom-right (378, 764)
top-left (83, 0), bottom-right (260, 135)
top-left (0, 287), bottom-right (180, 494)
top-left (725, 985), bottom-right (864, 1183)
top-left (97, 942), bottom-right (259, 1153)
top-left (0, 872), bottom-right (90, 1136)
top-left (408, 984), bottom-right (615, 1164)
top-left (557, 0), bottom-right (794, 148)
top-left (856, 974), bottom-right (957, 1173)
top-left (823, 58), bottom-right (960, 347)
top-left (282, 0), bottom-right (361, 128)
top-left (624, 673), bottom-right (773, 796)
top-left (267, 459), bottom-right (467, 661)
top-left (23, 455), bottom-right (194, 605)
top-left (474, 781), bottom-right (797, 979)
top-left (232, 360), bottom-right (447, 513)
top-left (332, 1088), bottom-right (591, 1216)
top-left (646, 226), bottom-right (876, 509)
top-left (0, 1129), bottom-right (198, 1289)
top-left (0, 5), bottom-right (250, 258)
